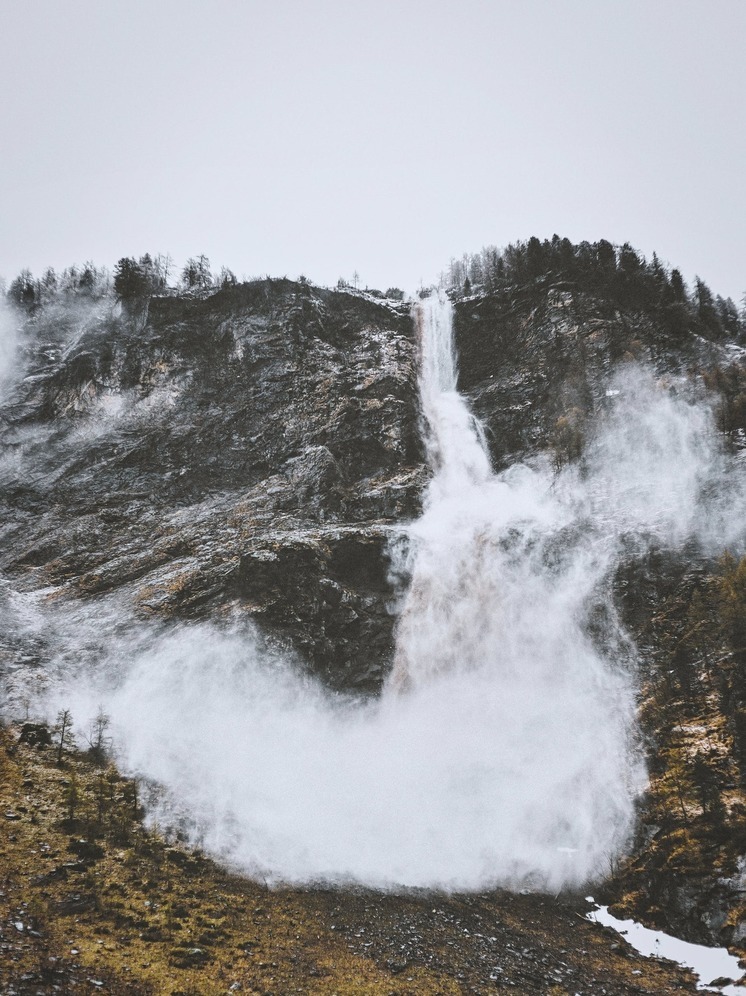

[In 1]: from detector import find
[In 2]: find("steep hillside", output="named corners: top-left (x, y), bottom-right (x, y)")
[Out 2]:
top-left (448, 259), bottom-right (746, 950)
top-left (2, 242), bottom-right (746, 986)
top-left (0, 280), bottom-right (423, 693)
top-left (453, 278), bottom-right (742, 472)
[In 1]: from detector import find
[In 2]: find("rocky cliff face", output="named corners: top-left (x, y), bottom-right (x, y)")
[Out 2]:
top-left (0, 280), bottom-right (424, 693)
top-left (3, 268), bottom-right (746, 958)
top-left (452, 280), bottom-right (746, 952)
top-left (453, 282), bottom-right (738, 470)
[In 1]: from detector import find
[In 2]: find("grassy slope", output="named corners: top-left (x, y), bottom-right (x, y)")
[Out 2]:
top-left (0, 724), bottom-right (702, 995)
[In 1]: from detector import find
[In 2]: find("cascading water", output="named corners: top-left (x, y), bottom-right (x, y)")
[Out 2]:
top-left (416, 293), bottom-right (492, 489)
top-left (390, 292), bottom-right (495, 688)
top-left (21, 291), bottom-right (649, 892)
top-left (382, 292), bottom-right (644, 884)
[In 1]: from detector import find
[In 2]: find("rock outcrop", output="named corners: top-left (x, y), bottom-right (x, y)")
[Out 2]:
top-left (0, 280), bottom-right (424, 692)
top-left (453, 281), bottom-right (738, 470)
top-left (452, 279), bottom-right (746, 952)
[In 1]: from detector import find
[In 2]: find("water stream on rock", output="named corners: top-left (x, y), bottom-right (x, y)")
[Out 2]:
top-left (382, 292), bottom-right (644, 881)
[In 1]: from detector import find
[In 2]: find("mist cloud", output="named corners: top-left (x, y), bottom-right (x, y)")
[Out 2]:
top-left (0, 302), bottom-right (23, 403)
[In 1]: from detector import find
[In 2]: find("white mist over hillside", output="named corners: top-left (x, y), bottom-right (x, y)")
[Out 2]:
top-left (10, 295), bottom-right (746, 892)
top-left (0, 304), bottom-right (22, 403)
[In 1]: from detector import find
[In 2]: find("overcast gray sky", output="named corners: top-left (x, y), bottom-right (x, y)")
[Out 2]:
top-left (0, 0), bottom-right (743, 299)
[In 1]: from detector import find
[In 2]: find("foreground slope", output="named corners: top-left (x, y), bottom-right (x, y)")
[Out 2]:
top-left (0, 725), bottom-right (701, 995)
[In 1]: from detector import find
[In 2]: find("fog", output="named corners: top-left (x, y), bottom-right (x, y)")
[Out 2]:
top-left (576, 367), bottom-right (746, 552)
top-left (0, 302), bottom-right (22, 403)
top-left (5, 295), bottom-right (746, 892)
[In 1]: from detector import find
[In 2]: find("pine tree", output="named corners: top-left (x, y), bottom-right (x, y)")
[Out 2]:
top-left (7, 269), bottom-right (37, 308)
top-left (114, 257), bottom-right (149, 304)
top-left (54, 708), bottom-right (75, 766)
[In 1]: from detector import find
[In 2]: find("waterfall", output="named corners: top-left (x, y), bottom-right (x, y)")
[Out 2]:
top-left (390, 291), bottom-right (495, 688)
top-left (382, 291), bottom-right (643, 883)
top-left (26, 292), bottom-right (675, 892)
top-left (416, 292), bottom-right (492, 494)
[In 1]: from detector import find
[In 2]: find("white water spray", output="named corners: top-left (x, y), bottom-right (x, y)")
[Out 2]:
top-left (0, 302), bottom-right (22, 403)
top-left (385, 293), bottom-right (644, 878)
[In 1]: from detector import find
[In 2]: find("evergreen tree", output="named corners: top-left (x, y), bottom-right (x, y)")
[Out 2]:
top-left (219, 266), bottom-right (237, 289)
top-left (77, 261), bottom-right (97, 295)
top-left (556, 237), bottom-right (576, 276)
top-left (60, 265), bottom-right (80, 294)
top-left (54, 708), bottom-right (75, 766)
top-left (525, 236), bottom-right (546, 280)
top-left (596, 239), bottom-right (617, 274)
top-left (7, 268), bottom-right (37, 308)
top-left (670, 268), bottom-right (687, 302)
top-left (40, 267), bottom-right (58, 301)
top-left (181, 254), bottom-right (213, 292)
top-left (114, 257), bottom-right (149, 304)
top-left (695, 276), bottom-right (720, 336)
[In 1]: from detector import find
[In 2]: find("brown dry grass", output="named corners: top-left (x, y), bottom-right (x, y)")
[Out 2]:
top-left (0, 723), bottom-right (701, 995)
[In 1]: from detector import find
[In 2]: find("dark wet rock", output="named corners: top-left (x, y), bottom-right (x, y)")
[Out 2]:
top-left (139, 925), bottom-right (166, 942)
top-left (169, 944), bottom-right (211, 968)
top-left (68, 838), bottom-right (105, 861)
top-left (18, 723), bottom-right (51, 748)
top-left (0, 281), bottom-right (424, 691)
top-left (237, 524), bottom-right (404, 691)
top-left (55, 892), bottom-right (97, 915)
top-left (453, 283), bottom-right (736, 470)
